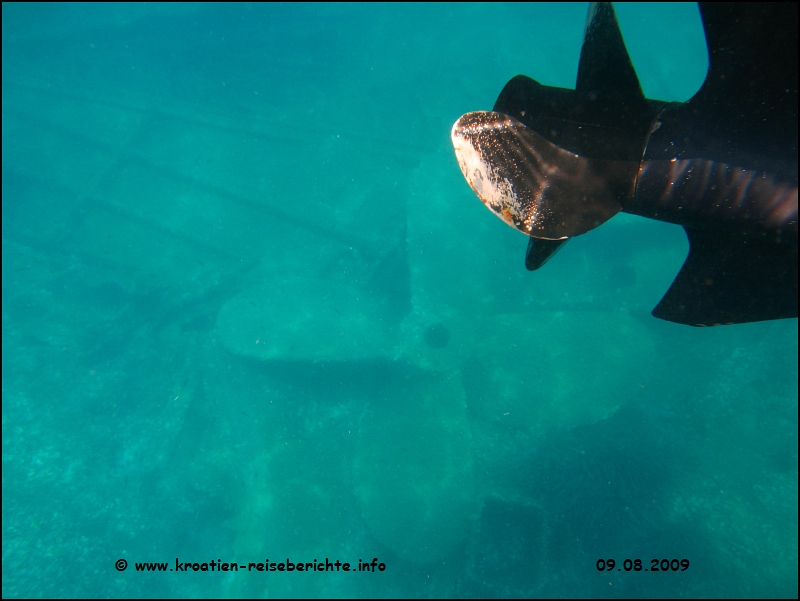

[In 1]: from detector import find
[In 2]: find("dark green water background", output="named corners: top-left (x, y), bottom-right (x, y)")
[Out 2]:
top-left (3, 3), bottom-right (796, 598)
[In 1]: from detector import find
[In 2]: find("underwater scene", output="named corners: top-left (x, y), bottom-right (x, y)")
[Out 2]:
top-left (2, 3), bottom-right (797, 598)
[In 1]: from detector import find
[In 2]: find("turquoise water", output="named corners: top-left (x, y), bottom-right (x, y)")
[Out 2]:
top-left (2, 3), bottom-right (796, 598)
